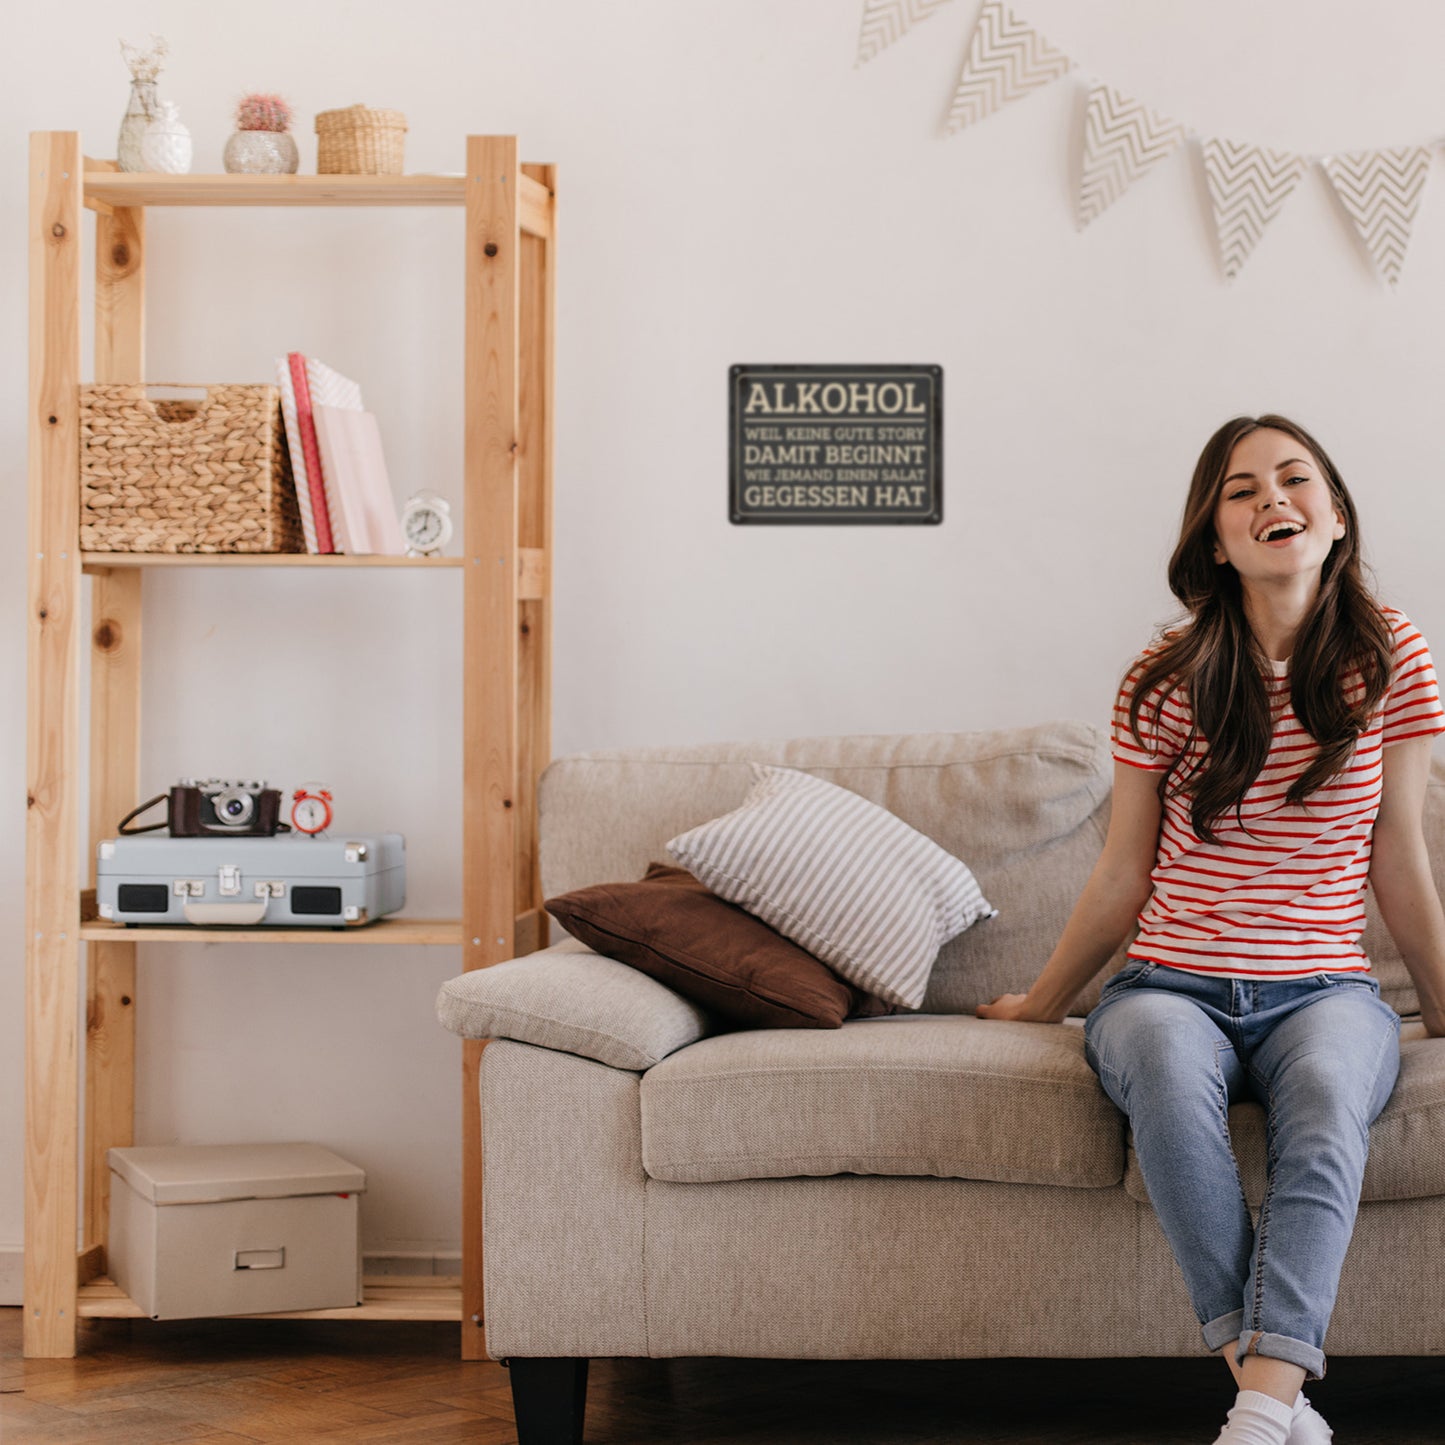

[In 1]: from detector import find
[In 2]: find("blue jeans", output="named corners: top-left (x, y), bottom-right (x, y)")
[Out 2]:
top-left (1083, 960), bottom-right (1402, 1381)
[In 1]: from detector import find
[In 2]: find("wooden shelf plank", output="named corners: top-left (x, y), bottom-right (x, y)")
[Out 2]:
top-left (78, 1276), bottom-right (464, 1322)
top-left (81, 169), bottom-right (554, 238)
top-left (82, 552), bottom-right (463, 571)
top-left (80, 917), bottom-right (465, 945)
top-left (85, 172), bottom-right (469, 208)
top-left (81, 548), bottom-right (546, 595)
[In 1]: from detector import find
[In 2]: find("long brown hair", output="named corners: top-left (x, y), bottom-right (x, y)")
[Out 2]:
top-left (1128, 414), bottom-right (1393, 843)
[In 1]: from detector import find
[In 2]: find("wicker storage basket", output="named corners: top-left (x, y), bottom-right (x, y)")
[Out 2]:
top-left (315, 104), bottom-right (407, 175)
top-left (80, 384), bottom-right (305, 554)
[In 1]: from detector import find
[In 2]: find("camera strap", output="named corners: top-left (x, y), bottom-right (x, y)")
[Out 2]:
top-left (117, 793), bottom-right (172, 835)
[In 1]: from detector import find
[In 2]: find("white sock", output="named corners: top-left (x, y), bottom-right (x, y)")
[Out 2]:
top-left (1288, 1390), bottom-right (1334, 1444)
top-left (1211, 1388), bottom-right (1295, 1445)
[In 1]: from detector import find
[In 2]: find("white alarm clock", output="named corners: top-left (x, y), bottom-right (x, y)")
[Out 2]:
top-left (401, 491), bottom-right (454, 557)
top-left (290, 784), bottom-right (333, 836)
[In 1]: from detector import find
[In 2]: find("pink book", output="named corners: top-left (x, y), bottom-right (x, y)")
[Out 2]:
top-left (312, 405), bottom-right (406, 556)
top-left (288, 352), bottom-right (335, 553)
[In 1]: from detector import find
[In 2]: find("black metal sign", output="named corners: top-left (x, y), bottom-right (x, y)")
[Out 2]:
top-left (729, 364), bottom-right (942, 525)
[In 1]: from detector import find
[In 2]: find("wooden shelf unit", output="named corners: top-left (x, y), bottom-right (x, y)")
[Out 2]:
top-left (25, 134), bottom-right (556, 1359)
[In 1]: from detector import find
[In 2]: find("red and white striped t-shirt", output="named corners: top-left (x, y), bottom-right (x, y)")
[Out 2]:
top-left (1112, 605), bottom-right (1445, 979)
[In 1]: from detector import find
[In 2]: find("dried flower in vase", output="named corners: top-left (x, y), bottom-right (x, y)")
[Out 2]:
top-left (236, 93), bottom-right (294, 133)
top-left (119, 34), bottom-right (168, 82)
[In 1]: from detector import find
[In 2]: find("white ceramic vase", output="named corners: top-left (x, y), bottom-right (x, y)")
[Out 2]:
top-left (223, 129), bottom-right (299, 175)
top-left (141, 101), bottom-right (193, 175)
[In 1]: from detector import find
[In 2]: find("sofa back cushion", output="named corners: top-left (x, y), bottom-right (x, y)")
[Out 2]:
top-left (541, 724), bottom-right (1445, 1018)
top-left (540, 722), bottom-right (1119, 1015)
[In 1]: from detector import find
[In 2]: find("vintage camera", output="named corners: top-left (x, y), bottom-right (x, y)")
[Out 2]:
top-left (118, 779), bottom-right (288, 837)
top-left (174, 779), bottom-right (285, 836)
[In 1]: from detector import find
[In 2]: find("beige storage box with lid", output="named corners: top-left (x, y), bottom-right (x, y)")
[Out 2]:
top-left (107, 1142), bottom-right (365, 1320)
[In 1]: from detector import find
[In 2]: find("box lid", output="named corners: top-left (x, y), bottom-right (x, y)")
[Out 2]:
top-left (108, 1142), bottom-right (366, 1206)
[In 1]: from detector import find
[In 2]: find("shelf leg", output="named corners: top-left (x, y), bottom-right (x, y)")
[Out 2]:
top-left (85, 566), bottom-right (144, 1258)
top-left (79, 164), bottom-right (147, 1283)
top-left (26, 129), bottom-right (84, 1359)
top-left (461, 134), bottom-right (523, 1362)
top-left (516, 165), bottom-right (555, 944)
top-left (462, 1035), bottom-right (488, 1359)
top-left (84, 939), bottom-right (136, 1255)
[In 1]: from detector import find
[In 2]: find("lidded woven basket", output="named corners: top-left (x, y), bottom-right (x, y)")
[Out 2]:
top-left (80, 384), bottom-right (304, 554)
top-left (315, 104), bottom-right (407, 174)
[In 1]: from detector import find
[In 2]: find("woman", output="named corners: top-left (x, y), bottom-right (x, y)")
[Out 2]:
top-left (977, 415), bottom-right (1445, 1445)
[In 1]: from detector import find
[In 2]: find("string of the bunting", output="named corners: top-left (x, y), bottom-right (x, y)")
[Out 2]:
top-left (856, 0), bottom-right (1442, 287)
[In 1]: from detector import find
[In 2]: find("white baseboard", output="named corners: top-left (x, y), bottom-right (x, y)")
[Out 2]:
top-left (0, 1247), bottom-right (21, 1306)
top-left (0, 1247), bottom-right (459, 1304)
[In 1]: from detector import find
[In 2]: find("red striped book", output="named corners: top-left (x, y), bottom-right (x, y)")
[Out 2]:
top-left (288, 352), bottom-right (335, 553)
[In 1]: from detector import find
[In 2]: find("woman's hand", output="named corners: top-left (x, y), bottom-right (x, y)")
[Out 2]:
top-left (973, 761), bottom-right (1160, 1029)
top-left (1370, 737), bottom-right (1445, 1043)
top-left (975, 993), bottom-right (1057, 1023)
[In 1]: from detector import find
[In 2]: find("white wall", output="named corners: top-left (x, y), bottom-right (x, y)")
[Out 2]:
top-left (5, 0), bottom-right (1445, 1278)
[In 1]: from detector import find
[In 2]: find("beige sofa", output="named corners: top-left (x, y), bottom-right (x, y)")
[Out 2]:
top-left (437, 722), bottom-right (1445, 1443)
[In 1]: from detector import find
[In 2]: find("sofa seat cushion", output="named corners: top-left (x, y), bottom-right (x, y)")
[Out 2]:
top-left (639, 1015), bottom-right (1124, 1187)
top-left (1124, 1019), bottom-right (1445, 1207)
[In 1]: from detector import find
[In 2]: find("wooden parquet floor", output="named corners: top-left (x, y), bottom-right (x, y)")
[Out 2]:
top-left (3, 1308), bottom-right (1444, 1443)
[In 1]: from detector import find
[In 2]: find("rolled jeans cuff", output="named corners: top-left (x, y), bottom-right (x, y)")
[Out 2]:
top-left (1233, 1329), bottom-right (1328, 1382)
top-left (1203, 1309), bottom-right (1245, 1353)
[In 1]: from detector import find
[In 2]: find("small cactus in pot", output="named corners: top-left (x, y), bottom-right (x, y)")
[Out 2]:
top-left (224, 92), bottom-right (299, 174)
top-left (237, 93), bottom-right (292, 133)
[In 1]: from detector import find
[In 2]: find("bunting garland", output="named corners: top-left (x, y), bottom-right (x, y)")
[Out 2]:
top-left (945, 0), bottom-right (1071, 133)
top-left (1201, 140), bottom-right (1308, 281)
top-left (1077, 83), bottom-right (1189, 229)
top-left (856, 0), bottom-right (954, 67)
top-left (1319, 148), bottom-right (1432, 289)
top-left (858, 0), bottom-right (1441, 285)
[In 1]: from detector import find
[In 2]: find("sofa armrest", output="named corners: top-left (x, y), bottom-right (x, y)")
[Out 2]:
top-left (436, 939), bottom-right (711, 1071)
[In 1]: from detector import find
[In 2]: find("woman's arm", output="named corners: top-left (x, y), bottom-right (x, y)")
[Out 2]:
top-left (1369, 734), bottom-right (1445, 1038)
top-left (976, 760), bottom-right (1162, 1024)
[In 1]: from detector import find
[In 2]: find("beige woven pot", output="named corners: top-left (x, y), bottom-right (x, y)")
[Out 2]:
top-left (80, 384), bottom-right (304, 554)
top-left (315, 104), bottom-right (407, 174)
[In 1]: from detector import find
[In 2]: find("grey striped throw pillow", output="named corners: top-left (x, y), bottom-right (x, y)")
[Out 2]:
top-left (666, 765), bottom-right (996, 1009)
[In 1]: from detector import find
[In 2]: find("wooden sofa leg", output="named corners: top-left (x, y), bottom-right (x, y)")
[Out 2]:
top-left (507, 1357), bottom-right (590, 1444)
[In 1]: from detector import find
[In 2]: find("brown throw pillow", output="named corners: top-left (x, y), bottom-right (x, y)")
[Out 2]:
top-left (545, 863), bottom-right (895, 1029)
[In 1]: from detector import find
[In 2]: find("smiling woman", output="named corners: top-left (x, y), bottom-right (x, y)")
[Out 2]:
top-left (976, 412), bottom-right (1445, 1445)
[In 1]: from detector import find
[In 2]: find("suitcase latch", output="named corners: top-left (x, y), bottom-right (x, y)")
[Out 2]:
top-left (218, 864), bottom-right (242, 897)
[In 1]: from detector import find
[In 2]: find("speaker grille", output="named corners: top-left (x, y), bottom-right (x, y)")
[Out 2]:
top-left (117, 884), bottom-right (170, 914)
top-left (292, 886), bottom-right (343, 916)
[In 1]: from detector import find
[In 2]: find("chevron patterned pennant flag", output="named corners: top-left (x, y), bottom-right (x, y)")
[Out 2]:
top-left (945, 0), bottom-right (1072, 132)
top-left (856, 0), bottom-right (955, 66)
top-left (1201, 139), bottom-right (1307, 281)
top-left (1319, 147), bottom-right (1433, 288)
top-left (1077, 82), bottom-right (1189, 229)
